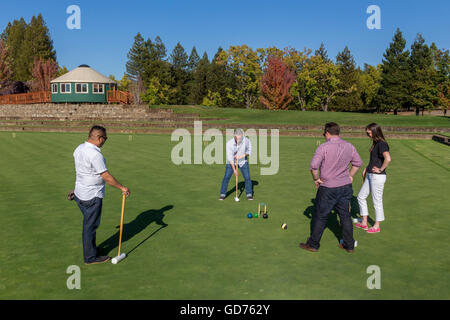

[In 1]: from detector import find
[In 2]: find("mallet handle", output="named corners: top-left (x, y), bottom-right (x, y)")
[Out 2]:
top-left (117, 193), bottom-right (126, 256)
top-left (235, 160), bottom-right (238, 198)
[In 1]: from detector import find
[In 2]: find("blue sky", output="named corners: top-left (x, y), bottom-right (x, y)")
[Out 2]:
top-left (1, 0), bottom-right (449, 79)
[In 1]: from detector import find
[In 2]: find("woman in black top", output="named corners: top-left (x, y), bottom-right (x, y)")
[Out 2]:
top-left (356, 123), bottom-right (391, 233)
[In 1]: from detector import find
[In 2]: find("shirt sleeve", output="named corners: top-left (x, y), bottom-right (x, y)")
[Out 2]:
top-left (246, 138), bottom-right (252, 156)
top-left (226, 141), bottom-right (234, 164)
top-left (379, 141), bottom-right (389, 155)
top-left (351, 145), bottom-right (363, 167)
top-left (91, 153), bottom-right (108, 174)
top-left (310, 145), bottom-right (324, 171)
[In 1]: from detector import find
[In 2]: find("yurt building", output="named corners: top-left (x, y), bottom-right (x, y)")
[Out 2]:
top-left (50, 64), bottom-right (117, 103)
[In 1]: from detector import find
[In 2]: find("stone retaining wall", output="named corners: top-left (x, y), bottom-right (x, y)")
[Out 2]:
top-left (0, 104), bottom-right (174, 120)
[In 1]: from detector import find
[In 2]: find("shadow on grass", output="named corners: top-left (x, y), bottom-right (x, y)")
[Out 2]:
top-left (98, 205), bottom-right (173, 256)
top-left (303, 196), bottom-right (373, 242)
top-left (225, 180), bottom-right (259, 199)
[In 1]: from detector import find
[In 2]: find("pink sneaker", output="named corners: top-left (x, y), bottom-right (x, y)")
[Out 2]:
top-left (355, 223), bottom-right (368, 230)
top-left (367, 227), bottom-right (380, 234)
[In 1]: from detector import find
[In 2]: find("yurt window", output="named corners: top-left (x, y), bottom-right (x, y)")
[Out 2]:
top-left (60, 83), bottom-right (71, 93)
top-left (76, 83), bottom-right (89, 94)
top-left (93, 83), bottom-right (104, 94)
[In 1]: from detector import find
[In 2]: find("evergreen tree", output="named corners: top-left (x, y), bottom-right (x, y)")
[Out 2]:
top-left (187, 47), bottom-right (200, 72)
top-left (206, 47), bottom-right (238, 107)
top-left (331, 46), bottom-right (363, 111)
top-left (169, 42), bottom-right (189, 104)
top-left (377, 28), bottom-right (410, 114)
top-left (315, 42), bottom-right (330, 63)
top-left (431, 45), bottom-right (450, 114)
top-left (409, 34), bottom-right (437, 114)
top-left (188, 52), bottom-right (209, 104)
top-left (143, 36), bottom-right (171, 88)
top-left (17, 14), bottom-right (56, 81)
top-left (170, 42), bottom-right (189, 70)
top-left (1, 18), bottom-right (26, 81)
top-left (57, 65), bottom-right (69, 77)
top-left (152, 36), bottom-right (167, 61)
top-left (126, 33), bottom-right (151, 82)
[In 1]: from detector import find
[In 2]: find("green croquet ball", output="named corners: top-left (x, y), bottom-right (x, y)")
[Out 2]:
top-left (254, 213), bottom-right (258, 218)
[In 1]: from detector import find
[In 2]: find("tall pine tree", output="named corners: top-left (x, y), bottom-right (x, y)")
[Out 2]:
top-left (206, 47), bottom-right (238, 107)
top-left (187, 47), bottom-right (200, 72)
top-left (169, 42), bottom-right (189, 104)
top-left (431, 45), bottom-right (450, 114)
top-left (17, 14), bottom-right (56, 81)
top-left (409, 34), bottom-right (436, 114)
top-left (188, 52), bottom-right (209, 105)
top-left (331, 46), bottom-right (363, 111)
top-left (126, 33), bottom-right (151, 82)
top-left (377, 28), bottom-right (410, 114)
top-left (315, 42), bottom-right (330, 63)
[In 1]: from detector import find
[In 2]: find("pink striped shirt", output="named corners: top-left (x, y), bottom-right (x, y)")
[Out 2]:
top-left (310, 137), bottom-right (363, 188)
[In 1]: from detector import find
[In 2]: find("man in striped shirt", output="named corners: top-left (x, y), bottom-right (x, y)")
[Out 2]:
top-left (300, 122), bottom-right (362, 253)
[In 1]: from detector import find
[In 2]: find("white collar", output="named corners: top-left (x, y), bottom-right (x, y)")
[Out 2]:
top-left (85, 141), bottom-right (101, 152)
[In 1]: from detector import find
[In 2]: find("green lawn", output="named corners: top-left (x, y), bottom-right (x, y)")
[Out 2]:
top-left (153, 105), bottom-right (450, 128)
top-left (0, 132), bottom-right (449, 299)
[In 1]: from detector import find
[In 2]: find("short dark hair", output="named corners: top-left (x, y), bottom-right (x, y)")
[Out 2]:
top-left (89, 125), bottom-right (106, 138)
top-left (324, 122), bottom-right (340, 136)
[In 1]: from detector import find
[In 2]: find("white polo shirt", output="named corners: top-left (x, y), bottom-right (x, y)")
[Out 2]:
top-left (73, 142), bottom-right (108, 201)
top-left (226, 137), bottom-right (252, 167)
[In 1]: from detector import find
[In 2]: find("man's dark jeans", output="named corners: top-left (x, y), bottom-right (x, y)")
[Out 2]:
top-left (307, 184), bottom-right (354, 250)
top-left (74, 196), bottom-right (103, 263)
top-left (220, 162), bottom-right (253, 197)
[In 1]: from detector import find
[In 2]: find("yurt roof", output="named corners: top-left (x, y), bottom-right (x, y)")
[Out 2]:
top-left (51, 65), bottom-right (116, 84)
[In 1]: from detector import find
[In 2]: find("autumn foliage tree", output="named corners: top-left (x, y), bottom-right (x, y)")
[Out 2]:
top-left (259, 56), bottom-right (296, 110)
top-left (30, 56), bottom-right (57, 92)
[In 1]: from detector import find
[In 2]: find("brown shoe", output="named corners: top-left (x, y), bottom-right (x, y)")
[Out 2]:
top-left (299, 242), bottom-right (318, 252)
top-left (84, 256), bottom-right (111, 265)
top-left (338, 243), bottom-right (354, 253)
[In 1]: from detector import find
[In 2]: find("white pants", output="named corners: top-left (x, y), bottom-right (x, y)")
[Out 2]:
top-left (357, 173), bottom-right (387, 222)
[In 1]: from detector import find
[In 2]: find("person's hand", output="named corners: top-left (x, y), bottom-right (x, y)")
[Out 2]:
top-left (314, 178), bottom-right (323, 189)
top-left (349, 176), bottom-right (354, 184)
top-left (67, 190), bottom-right (75, 201)
top-left (234, 170), bottom-right (238, 177)
top-left (362, 168), bottom-right (367, 178)
top-left (234, 155), bottom-right (239, 160)
top-left (121, 186), bottom-right (130, 197)
top-left (372, 166), bottom-right (382, 174)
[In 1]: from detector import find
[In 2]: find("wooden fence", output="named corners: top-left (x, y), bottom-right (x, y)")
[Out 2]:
top-left (106, 90), bottom-right (134, 104)
top-left (0, 90), bottom-right (134, 105)
top-left (0, 91), bottom-right (51, 104)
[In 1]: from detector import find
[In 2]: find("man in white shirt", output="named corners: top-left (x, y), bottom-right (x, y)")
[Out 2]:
top-left (219, 128), bottom-right (253, 200)
top-left (72, 126), bottom-right (130, 265)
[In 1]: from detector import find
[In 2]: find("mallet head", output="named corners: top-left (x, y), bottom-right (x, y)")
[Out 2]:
top-left (111, 253), bottom-right (126, 264)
